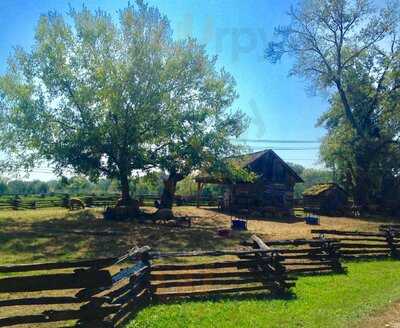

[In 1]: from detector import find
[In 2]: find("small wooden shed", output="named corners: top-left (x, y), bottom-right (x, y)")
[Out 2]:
top-left (195, 149), bottom-right (303, 216)
top-left (302, 183), bottom-right (348, 215)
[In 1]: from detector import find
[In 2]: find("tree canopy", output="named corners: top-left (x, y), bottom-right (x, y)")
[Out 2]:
top-left (0, 1), bottom-right (247, 205)
top-left (267, 0), bottom-right (400, 209)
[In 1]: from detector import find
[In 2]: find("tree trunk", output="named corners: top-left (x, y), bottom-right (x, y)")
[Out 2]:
top-left (160, 172), bottom-right (184, 209)
top-left (119, 173), bottom-right (131, 205)
top-left (335, 80), bottom-right (363, 137)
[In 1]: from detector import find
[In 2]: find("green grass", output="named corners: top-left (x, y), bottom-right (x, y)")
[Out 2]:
top-left (128, 260), bottom-right (400, 328)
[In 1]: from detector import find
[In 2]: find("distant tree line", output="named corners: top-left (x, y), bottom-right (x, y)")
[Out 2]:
top-left (0, 163), bottom-right (331, 200)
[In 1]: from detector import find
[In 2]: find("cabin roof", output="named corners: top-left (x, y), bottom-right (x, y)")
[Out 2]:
top-left (195, 149), bottom-right (303, 184)
top-left (302, 183), bottom-right (346, 196)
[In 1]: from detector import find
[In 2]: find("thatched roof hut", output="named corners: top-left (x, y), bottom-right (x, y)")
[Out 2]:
top-left (303, 183), bottom-right (348, 215)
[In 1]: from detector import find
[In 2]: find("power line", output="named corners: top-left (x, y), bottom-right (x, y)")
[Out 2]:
top-left (236, 139), bottom-right (321, 144)
top-left (249, 147), bottom-right (320, 150)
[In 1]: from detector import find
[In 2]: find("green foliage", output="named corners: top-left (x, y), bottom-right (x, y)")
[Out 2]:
top-left (176, 175), bottom-right (223, 198)
top-left (0, 179), bottom-right (8, 194)
top-left (130, 172), bottom-right (163, 195)
top-left (267, 0), bottom-right (400, 207)
top-left (0, 1), bottom-right (247, 201)
top-left (292, 167), bottom-right (333, 198)
top-left (319, 58), bottom-right (400, 204)
top-left (129, 260), bottom-right (400, 328)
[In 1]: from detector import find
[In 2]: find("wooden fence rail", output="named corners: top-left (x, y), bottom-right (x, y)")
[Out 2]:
top-left (0, 241), bottom-right (294, 327)
top-left (0, 194), bottom-right (220, 210)
top-left (2, 229), bottom-right (397, 327)
top-left (311, 229), bottom-right (400, 260)
top-left (242, 236), bottom-right (345, 276)
top-left (0, 247), bottom-right (151, 328)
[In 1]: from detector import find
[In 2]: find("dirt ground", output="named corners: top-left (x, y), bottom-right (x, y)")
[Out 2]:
top-left (358, 301), bottom-right (400, 328)
top-left (0, 206), bottom-right (395, 264)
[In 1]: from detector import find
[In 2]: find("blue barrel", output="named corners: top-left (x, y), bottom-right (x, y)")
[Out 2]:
top-left (305, 216), bottom-right (319, 225)
top-left (231, 218), bottom-right (247, 230)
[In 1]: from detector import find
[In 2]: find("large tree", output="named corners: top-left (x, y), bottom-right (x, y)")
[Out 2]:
top-left (150, 45), bottom-right (248, 208)
top-left (266, 0), bottom-right (400, 207)
top-left (0, 2), bottom-right (247, 205)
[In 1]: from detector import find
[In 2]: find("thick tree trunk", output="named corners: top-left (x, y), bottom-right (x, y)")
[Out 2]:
top-left (335, 80), bottom-right (363, 138)
top-left (160, 172), bottom-right (184, 209)
top-left (119, 173), bottom-right (131, 205)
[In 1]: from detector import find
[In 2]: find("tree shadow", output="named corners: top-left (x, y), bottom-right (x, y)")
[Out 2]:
top-left (0, 209), bottom-right (252, 263)
top-left (150, 290), bottom-right (297, 306)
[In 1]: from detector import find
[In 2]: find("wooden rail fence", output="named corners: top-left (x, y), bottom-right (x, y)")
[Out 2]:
top-left (242, 235), bottom-right (344, 275)
top-left (0, 194), bottom-right (219, 210)
top-left (312, 229), bottom-right (400, 260)
top-left (1, 229), bottom-right (399, 327)
top-left (0, 238), bottom-right (294, 327)
top-left (0, 247), bottom-right (151, 327)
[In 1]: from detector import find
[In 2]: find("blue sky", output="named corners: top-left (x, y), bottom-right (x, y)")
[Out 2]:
top-left (0, 0), bottom-right (328, 180)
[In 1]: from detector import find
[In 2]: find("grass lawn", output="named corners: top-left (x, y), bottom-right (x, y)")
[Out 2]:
top-left (128, 260), bottom-right (400, 328)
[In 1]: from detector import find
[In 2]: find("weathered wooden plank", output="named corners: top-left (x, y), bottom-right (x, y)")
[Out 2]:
top-left (149, 249), bottom-right (274, 259)
top-left (112, 262), bottom-right (148, 284)
top-left (328, 237), bottom-right (387, 243)
top-left (0, 246), bottom-right (150, 274)
top-left (282, 261), bottom-right (335, 266)
top-left (312, 230), bottom-right (385, 237)
top-left (0, 306), bottom-right (119, 327)
top-left (151, 271), bottom-right (285, 281)
top-left (280, 254), bottom-right (332, 260)
top-left (340, 249), bottom-right (390, 255)
top-left (342, 254), bottom-right (390, 260)
top-left (76, 262), bottom-right (149, 300)
top-left (151, 278), bottom-right (282, 289)
top-left (0, 270), bottom-right (112, 293)
top-left (264, 239), bottom-right (331, 246)
top-left (251, 235), bottom-right (271, 250)
top-left (154, 285), bottom-right (277, 299)
top-left (151, 259), bottom-right (273, 271)
top-left (339, 243), bottom-right (390, 249)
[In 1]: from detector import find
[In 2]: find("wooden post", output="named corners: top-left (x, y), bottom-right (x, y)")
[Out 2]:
top-left (250, 235), bottom-right (290, 295)
top-left (321, 238), bottom-right (344, 273)
top-left (386, 229), bottom-right (400, 259)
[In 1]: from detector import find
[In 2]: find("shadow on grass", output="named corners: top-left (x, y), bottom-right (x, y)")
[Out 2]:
top-left (0, 208), bottom-right (252, 263)
top-left (150, 290), bottom-right (297, 307)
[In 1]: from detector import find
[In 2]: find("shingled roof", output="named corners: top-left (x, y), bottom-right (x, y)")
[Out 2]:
top-left (195, 149), bottom-right (303, 184)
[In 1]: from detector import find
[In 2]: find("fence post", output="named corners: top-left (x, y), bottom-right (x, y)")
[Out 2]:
top-left (140, 248), bottom-right (152, 303)
top-left (385, 228), bottom-right (400, 259)
top-left (321, 238), bottom-right (344, 273)
top-left (251, 235), bottom-right (292, 296)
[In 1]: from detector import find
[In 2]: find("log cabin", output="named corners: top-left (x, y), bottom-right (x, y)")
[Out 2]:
top-left (302, 183), bottom-right (348, 215)
top-left (195, 149), bottom-right (303, 216)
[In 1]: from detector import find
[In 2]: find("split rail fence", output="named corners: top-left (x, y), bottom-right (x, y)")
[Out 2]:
top-left (1, 228), bottom-right (399, 327)
top-left (242, 235), bottom-right (344, 275)
top-left (0, 194), bottom-right (218, 210)
top-left (0, 236), bottom-right (294, 327)
top-left (312, 228), bottom-right (400, 260)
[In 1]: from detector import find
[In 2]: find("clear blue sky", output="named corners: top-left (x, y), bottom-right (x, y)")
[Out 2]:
top-left (0, 0), bottom-right (328, 180)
